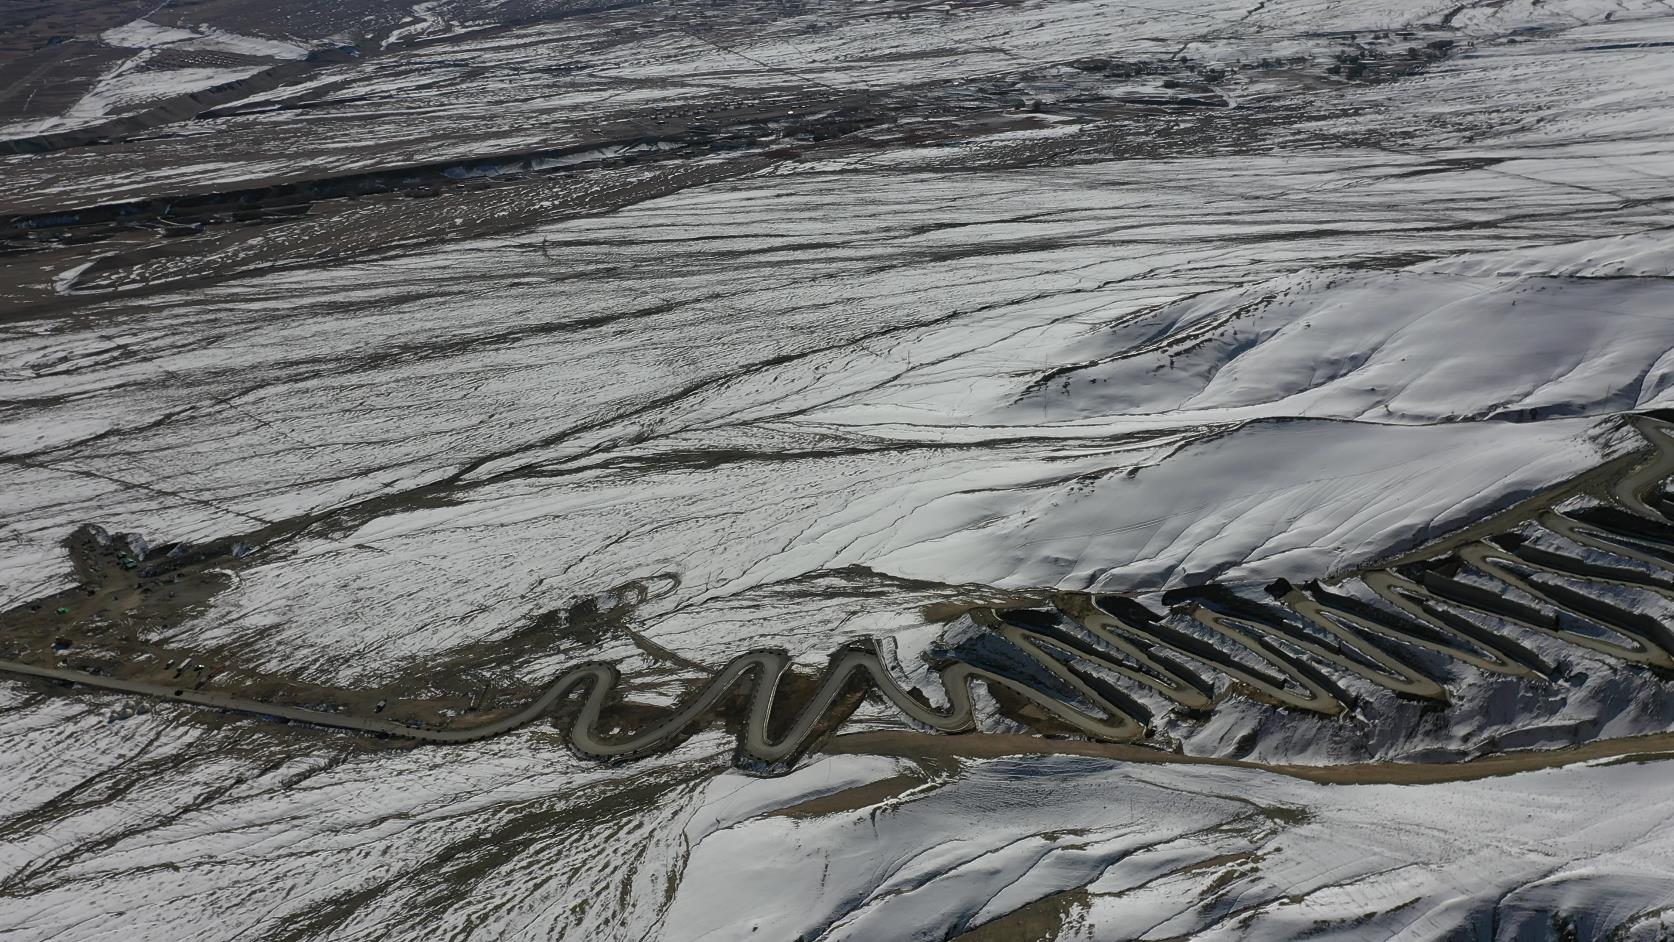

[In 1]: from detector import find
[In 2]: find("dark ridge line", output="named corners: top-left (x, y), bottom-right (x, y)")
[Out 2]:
top-left (4, 132), bottom-right (709, 236)
top-left (1, 99), bottom-right (875, 236)
top-left (0, 46), bottom-right (362, 157)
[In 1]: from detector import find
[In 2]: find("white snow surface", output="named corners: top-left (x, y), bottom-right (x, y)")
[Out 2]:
top-left (4, 0), bottom-right (1674, 937)
top-left (3, 691), bottom-right (1672, 942)
top-left (661, 754), bottom-right (1674, 942)
top-left (0, 18), bottom-right (310, 139)
top-left (100, 19), bottom-right (311, 60)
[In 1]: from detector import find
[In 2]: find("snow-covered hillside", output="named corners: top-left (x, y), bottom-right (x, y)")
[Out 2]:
top-left (3, 0), bottom-right (1674, 937)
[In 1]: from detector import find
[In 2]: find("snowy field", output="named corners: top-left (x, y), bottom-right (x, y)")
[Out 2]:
top-left (4, 0), bottom-right (1674, 937)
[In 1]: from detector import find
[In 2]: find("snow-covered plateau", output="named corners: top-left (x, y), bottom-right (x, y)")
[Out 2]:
top-left (4, 0), bottom-right (1674, 938)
